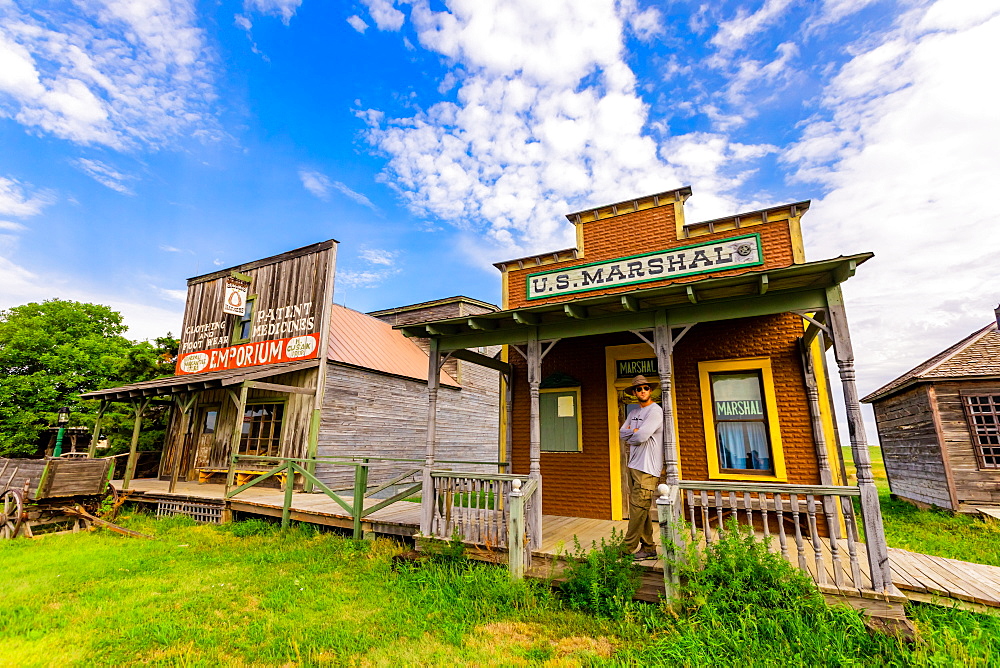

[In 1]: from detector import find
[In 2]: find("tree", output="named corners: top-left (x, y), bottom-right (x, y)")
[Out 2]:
top-left (0, 299), bottom-right (177, 457)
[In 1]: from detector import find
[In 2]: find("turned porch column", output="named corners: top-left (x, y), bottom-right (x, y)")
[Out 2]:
top-left (420, 338), bottom-right (441, 535)
top-left (526, 329), bottom-right (543, 548)
top-left (825, 285), bottom-right (892, 592)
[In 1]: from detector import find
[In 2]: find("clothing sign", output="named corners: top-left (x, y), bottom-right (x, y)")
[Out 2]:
top-left (525, 233), bottom-right (763, 300)
top-left (175, 333), bottom-right (320, 375)
top-left (616, 358), bottom-right (658, 378)
top-left (223, 277), bottom-right (250, 316)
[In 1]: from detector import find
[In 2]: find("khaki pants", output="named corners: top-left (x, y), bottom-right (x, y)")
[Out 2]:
top-left (624, 468), bottom-right (658, 552)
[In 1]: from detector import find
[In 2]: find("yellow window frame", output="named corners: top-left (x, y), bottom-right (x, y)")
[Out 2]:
top-left (698, 357), bottom-right (787, 482)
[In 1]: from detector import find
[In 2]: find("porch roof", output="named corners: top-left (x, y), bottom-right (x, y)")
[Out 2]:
top-left (395, 253), bottom-right (872, 351)
top-left (79, 359), bottom-right (320, 401)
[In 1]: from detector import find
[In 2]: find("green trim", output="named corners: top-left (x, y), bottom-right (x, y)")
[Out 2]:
top-left (524, 233), bottom-right (763, 301)
top-left (230, 271), bottom-right (253, 282)
top-left (230, 294), bottom-right (257, 345)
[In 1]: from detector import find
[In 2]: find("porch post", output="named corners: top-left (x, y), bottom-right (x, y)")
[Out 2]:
top-left (225, 385), bottom-right (249, 495)
top-left (653, 311), bottom-right (683, 597)
top-left (123, 397), bottom-right (150, 490)
top-left (526, 328), bottom-right (543, 548)
top-left (825, 285), bottom-right (891, 592)
top-left (799, 340), bottom-right (833, 485)
top-left (88, 400), bottom-right (107, 458)
top-left (420, 338), bottom-right (441, 535)
top-left (169, 393), bottom-right (199, 493)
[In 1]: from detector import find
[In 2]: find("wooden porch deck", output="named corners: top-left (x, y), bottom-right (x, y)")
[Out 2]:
top-left (116, 478), bottom-right (1000, 613)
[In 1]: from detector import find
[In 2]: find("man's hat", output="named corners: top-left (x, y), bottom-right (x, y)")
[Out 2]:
top-left (624, 374), bottom-right (658, 396)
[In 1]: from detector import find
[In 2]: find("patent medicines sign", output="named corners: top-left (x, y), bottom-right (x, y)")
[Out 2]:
top-left (175, 333), bottom-right (320, 375)
top-left (525, 233), bottom-right (763, 300)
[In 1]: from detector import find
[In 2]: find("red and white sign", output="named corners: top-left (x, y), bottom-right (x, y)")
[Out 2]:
top-left (223, 277), bottom-right (250, 316)
top-left (175, 333), bottom-right (320, 375)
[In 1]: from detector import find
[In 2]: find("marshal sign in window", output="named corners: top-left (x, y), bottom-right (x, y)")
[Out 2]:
top-left (710, 371), bottom-right (773, 473)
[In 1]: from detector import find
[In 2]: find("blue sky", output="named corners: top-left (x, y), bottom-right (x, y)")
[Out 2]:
top-left (2, 0), bottom-right (999, 411)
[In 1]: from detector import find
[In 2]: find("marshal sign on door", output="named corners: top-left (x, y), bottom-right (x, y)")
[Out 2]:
top-left (223, 276), bottom-right (250, 316)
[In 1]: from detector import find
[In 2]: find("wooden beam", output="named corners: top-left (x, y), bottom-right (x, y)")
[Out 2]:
top-left (399, 325), bottom-right (428, 338)
top-left (426, 323), bottom-right (458, 336)
top-left (243, 380), bottom-right (316, 395)
top-left (832, 259), bottom-right (857, 285)
top-left (564, 303), bottom-right (587, 319)
top-left (621, 295), bottom-right (640, 312)
top-left (467, 317), bottom-right (497, 331)
top-left (449, 348), bottom-right (513, 375)
top-left (759, 274), bottom-right (769, 295)
top-left (686, 285), bottom-right (698, 304)
top-left (512, 311), bottom-right (539, 326)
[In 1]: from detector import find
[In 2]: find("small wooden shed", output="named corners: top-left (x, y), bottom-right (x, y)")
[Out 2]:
top-left (862, 314), bottom-right (1000, 512)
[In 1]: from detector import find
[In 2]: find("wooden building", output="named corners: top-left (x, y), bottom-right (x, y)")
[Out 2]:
top-left (80, 241), bottom-right (501, 493)
top-left (400, 187), bottom-right (895, 594)
top-left (862, 314), bottom-right (1000, 511)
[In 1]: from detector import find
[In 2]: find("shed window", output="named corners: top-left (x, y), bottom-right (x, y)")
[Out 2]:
top-left (232, 296), bottom-right (256, 344)
top-left (239, 402), bottom-right (284, 458)
top-left (962, 395), bottom-right (1000, 469)
top-left (540, 388), bottom-right (582, 452)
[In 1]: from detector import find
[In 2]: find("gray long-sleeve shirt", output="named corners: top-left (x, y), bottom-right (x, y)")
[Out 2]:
top-left (619, 402), bottom-right (664, 477)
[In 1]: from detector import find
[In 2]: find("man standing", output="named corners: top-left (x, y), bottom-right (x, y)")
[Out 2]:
top-left (620, 375), bottom-right (663, 561)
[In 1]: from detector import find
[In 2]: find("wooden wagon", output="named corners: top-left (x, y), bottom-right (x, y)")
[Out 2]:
top-left (0, 457), bottom-right (115, 539)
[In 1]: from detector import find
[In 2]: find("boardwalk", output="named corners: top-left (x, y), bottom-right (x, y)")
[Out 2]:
top-left (117, 478), bottom-right (1000, 613)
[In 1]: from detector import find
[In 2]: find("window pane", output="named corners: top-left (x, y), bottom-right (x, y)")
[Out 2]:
top-left (203, 410), bottom-right (217, 434)
top-left (710, 371), bottom-right (772, 472)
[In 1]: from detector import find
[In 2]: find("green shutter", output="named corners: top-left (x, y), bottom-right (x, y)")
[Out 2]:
top-left (540, 390), bottom-right (580, 452)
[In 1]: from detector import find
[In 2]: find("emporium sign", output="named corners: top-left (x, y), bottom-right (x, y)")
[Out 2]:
top-left (526, 233), bottom-right (763, 300)
top-left (175, 333), bottom-right (320, 375)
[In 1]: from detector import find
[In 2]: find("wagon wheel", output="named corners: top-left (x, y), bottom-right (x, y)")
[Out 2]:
top-left (1, 489), bottom-right (24, 539)
top-left (101, 483), bottom-right (121, 520)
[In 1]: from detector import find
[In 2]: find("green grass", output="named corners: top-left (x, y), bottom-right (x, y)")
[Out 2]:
top-left (3, 512), bottom-right (1000, 666)
top-left (843, 445), bottom-right (1000, 566)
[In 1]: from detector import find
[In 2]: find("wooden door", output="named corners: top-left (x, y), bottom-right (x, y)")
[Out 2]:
top-left (191, 405), bottom-right (220, 476)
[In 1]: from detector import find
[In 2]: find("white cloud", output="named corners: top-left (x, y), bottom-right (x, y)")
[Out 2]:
top-left (363, 0), bottom-right (772, 258)
top-left (0, 176), bottom-right (53, 218)
top-left (785, 0), bottom-right (1000, 396)
top-left (154, 286), bottom-right (187, 301)
top-left (0, 220), bottom-right (27, 232)
top-left (243, 0), bottom-right (302, 25)
top-left (0, 0), bottom-right (217, 150)
top-left (347, 15), bottom-right (370, 33)
top-left (298, 169), bottom-right (379, 210)
top-left (359, 248), bottom-right (398, 266)
top-left (711, 0), bottom-right (797, 51)
top-left (72, 158), bottom-right (136, 195)
top-left (362, 0), bottom-right (405, 31)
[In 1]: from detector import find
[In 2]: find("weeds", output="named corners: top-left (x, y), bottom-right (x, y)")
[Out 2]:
top-left (559, 528), bottom-right (640, 619)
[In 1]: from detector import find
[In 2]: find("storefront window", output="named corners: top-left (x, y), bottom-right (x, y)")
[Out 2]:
top-left (710, 371), bottom-right (773, 473)
top-left (239, 402), bottom-right (283, 457)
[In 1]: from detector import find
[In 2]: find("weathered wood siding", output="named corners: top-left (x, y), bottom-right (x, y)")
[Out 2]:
top-left (160, 367), bottom-right (318, 479)
top-left (178, 241), bottom-right (335, 357)
top-left (872, 385), bottom-right (954, 509)
top-left (315, 361), bottom-right (500, 491)
top-left (934, 381), bottom-right (1000, 507)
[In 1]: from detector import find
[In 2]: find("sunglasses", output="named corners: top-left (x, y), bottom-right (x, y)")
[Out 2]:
top-left (634, 385), bottom-right (651, 392)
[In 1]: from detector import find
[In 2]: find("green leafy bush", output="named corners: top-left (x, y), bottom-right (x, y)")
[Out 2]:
top-left (219, 517), bottom-right (275, 537)
top-left (558, 529), bottom-right (639, 619)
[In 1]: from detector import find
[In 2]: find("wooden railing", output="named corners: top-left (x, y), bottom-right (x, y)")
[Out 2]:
top-left (658, 480), bottom-right (893, 595)
top-left (427, 472), bottom-right (540, 576)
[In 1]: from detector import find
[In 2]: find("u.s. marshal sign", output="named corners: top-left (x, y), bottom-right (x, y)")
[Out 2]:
top-left (526, 233), bottom-right (763, 300)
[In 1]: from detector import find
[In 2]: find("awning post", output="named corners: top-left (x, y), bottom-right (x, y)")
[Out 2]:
top-left (420, 338), bottom-right (441, 535)
top-left (123, 398), bottom-right (151, 490)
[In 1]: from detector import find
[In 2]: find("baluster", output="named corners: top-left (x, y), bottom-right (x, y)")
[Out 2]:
top-left (488, 479), bottom-right (496, 546)
top-left (700, 489), bottom-right (712, 543)
top-left (824, 494), bottom-right (845, 588)
top-left (774, 493), bottom-right (789, 561)
top-left (470, 478), bottom-right (479, 544)
top-left (686, 490), bottom-right (698, 540)
top-left (840, 496), bottom-right (862, 588)
top-left (728, 491), bottom-right (738, 528)
top-left (743, 491), bottom-right (753, 531)
top-left (714, 490), bottom-right (724, 534)
top-left (758, 491), bottom-right (770, 539)
top-left (790, 493), bottom-right (808, 572)
top-left (502, 479), bottom-right (511, 549)
top-left (806, 494), bottom-right (826, 584)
